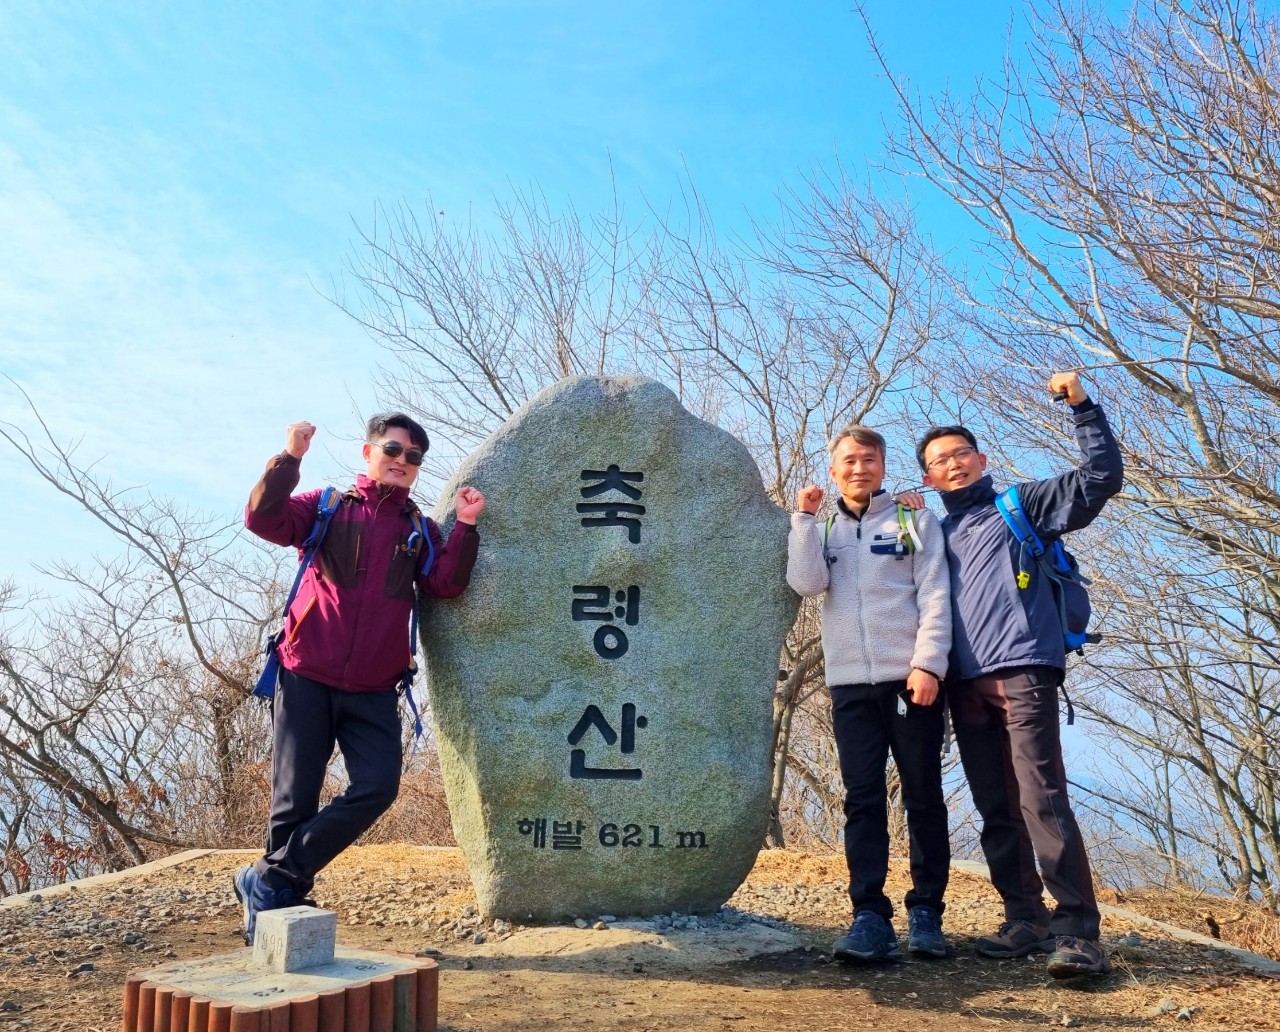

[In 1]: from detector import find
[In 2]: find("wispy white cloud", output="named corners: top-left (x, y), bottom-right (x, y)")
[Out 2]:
top-left (0, 0), bottom-right (1050, 595)
top-left (0, 111), bottom-right (384, 590)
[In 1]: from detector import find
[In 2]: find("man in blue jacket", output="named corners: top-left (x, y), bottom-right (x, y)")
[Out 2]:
top-left (917, 370), bottom-right (1123, 979)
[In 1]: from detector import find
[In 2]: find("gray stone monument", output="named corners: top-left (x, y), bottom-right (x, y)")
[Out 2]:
top-left (424, 376), bottom-right (798, 920)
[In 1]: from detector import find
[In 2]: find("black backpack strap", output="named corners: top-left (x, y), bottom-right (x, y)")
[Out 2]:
top-left (398, 505), bottom-right (434, 740)
top-left (1059, 679), bottom-right (1075, 726)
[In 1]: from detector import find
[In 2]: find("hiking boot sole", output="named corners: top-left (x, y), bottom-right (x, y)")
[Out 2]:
top-left (1047, 956), bottom-right (1113, 979)
top-left (976, 938), bottom-right (1054, 959)
top-left (833, 942), bottom-right (903, 963)
top-left (908, 940), bottom-right (948, 958)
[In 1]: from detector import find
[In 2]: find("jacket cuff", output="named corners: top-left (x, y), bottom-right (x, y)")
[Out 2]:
top-left (1070, 397), bottom-right (1098, 417)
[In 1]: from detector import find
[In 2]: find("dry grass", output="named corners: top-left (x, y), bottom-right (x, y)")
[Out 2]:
top-left (1103, 884), bottom-right (1280, 961)
top-left (359, 763), bottom-right (456, 846)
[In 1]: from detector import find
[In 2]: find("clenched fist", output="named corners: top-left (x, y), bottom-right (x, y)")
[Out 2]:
top-left (286, 421), bottom-right (316, 459)
top-left (796, 485), bottom-right (824, 515)
top-left (1048, 371), bottom-right (1087, 406)
top-left (455, 486), bottom-right (486, 525)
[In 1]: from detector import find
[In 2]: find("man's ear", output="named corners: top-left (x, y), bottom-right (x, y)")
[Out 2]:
top-left (921, 470), bottom-right (936, 490)
top-left (361, 442), bottom-right (372, 461)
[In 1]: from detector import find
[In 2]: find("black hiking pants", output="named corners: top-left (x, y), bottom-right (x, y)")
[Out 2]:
top-left (257, 668), bottom-right (402, 896)
top-left (949, 665), bottom-right (1101, 939)
top-left (831, 682), bottom-right (950, 922)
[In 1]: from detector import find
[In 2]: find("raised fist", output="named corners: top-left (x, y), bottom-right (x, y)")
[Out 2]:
top-left (455, 486), bottom-right (486, 524)
top-left (285, 421), bottom-right (316, 459)
top-left (796, 485), bottom-right (824, 514)
top-left (1048, 371), bottom-right (1087, 406)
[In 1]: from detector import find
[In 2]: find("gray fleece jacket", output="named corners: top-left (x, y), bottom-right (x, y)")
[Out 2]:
top-left (787, 491), bottom-right (952, 687)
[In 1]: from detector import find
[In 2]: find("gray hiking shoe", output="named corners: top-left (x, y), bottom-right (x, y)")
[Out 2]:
top-left (975, 919), bottom-right (1054, 958)
top-left (1046, 936), bottom-right (1112, 978)
top-left (832, 911), bottom-right (902, 963)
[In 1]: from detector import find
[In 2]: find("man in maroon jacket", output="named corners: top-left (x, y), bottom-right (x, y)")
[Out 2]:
top-left (235, 413), bottom-right (483, 944)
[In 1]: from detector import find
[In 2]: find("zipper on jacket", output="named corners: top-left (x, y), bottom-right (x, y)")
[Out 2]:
top-left (287, 596), bottom-right (317, 643)
top-left (340, 487), bottom-right (409, 688)
top-left (852, 517), bottom-right (872, 683)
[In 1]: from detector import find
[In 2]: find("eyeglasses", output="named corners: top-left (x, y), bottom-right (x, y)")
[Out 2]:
top-left (925, 446), bottom-right (977, 472)
top-left (374, 440), bottom-right (425, 466)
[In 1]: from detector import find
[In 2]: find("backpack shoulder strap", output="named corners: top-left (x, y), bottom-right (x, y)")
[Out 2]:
top-left (995, 486), bottom-right (1045, 590)
top-left (399, 505), bottom-right (432, 742)
top-left (277, 487), bottom-right (342, 622)
top-left (897, 504), bottom-right (924, 553)
top-left (821, 512), bottom-right (838, 561)
top-left (301, 486), bottom-right (343, 550)
top-left (995, 485), bottom-right (1045, 558)
top-left (403, 506), bottom-right (437, 578)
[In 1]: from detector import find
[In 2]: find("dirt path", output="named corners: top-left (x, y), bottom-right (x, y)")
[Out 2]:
top-left (0, 846), bottom-right (1275, 1031)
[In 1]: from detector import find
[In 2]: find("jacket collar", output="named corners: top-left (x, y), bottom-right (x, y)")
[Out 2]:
top-left (836, 489), bottom-right (891, 520)
top-left (940, 474), bottom-right (997, 517)
top-left (353, 473), bottom-right (414, 511)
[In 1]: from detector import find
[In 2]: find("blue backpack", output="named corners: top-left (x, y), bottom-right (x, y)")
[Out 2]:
top-left (995, 485), bottom-right (1099, 656)
top-left (251, 487), bottom-right (435, 737)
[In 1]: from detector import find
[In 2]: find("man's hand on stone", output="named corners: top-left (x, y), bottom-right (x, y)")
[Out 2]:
top-left (285, 421), bottom-right (316, 459)
top-left (796, 485), bottom-right (824, 514)
top-left (894, 490), bottom-right (927, 510)
top-left (1048, 370), bottom-right (1088, 406)
top-left (455, 486), bottom-right (486, 525)
top-left (906, 668), bottom-right (939, 707)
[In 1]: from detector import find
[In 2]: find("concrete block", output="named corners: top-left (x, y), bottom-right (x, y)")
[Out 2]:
top-left (251, 906), bottom-right (337, 973)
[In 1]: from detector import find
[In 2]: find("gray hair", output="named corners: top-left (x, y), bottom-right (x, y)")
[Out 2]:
top-left (827, 424), bottom-right (886, 459)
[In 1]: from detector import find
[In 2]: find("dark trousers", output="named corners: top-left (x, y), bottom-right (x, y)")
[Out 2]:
top-left (949, 665), bottom-right (1100, 939)
top-left (831, 683), bottom-right (950, 921)
top-left (258, 668), bottom-right (402, 895)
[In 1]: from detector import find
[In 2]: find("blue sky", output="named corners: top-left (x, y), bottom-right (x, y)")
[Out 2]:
top-left (0, 1), bottom-right (1034, 588)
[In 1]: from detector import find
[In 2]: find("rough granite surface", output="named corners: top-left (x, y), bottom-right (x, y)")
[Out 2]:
top-left (424, 375), bottom-right (798, 920)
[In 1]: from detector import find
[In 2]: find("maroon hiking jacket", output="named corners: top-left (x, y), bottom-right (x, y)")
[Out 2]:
top-left (246, 453), bottom-right (478, 692)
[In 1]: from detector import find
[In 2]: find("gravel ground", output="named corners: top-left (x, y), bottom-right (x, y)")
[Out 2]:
top-left (1, 846), bottom-right (1277, 1031)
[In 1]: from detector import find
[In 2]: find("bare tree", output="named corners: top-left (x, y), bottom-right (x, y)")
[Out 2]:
top-left (0, 397), bottom-right (283, 891)
top-left (337, 173), bottom-right (945, 847)
top-left (866, 0), bottom-right (1280, 901)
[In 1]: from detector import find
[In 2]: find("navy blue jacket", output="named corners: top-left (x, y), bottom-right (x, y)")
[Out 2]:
top-left (939, 400), bottom-right (1123, 679)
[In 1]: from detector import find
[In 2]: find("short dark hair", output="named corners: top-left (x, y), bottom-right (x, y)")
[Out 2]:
top-left (916, 425), bottom-right (978, 471)
top-left (366, 411), bottom-right (429, 453)
top-left (828, 424), bottom-right (887, 460)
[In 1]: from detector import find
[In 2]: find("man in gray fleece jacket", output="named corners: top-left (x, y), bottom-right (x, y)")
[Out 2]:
top-left (787, 425), bottom-right (952, 962)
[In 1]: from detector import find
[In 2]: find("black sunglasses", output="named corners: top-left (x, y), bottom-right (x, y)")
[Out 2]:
top-left (374, 440), bottom-right (426, 466)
